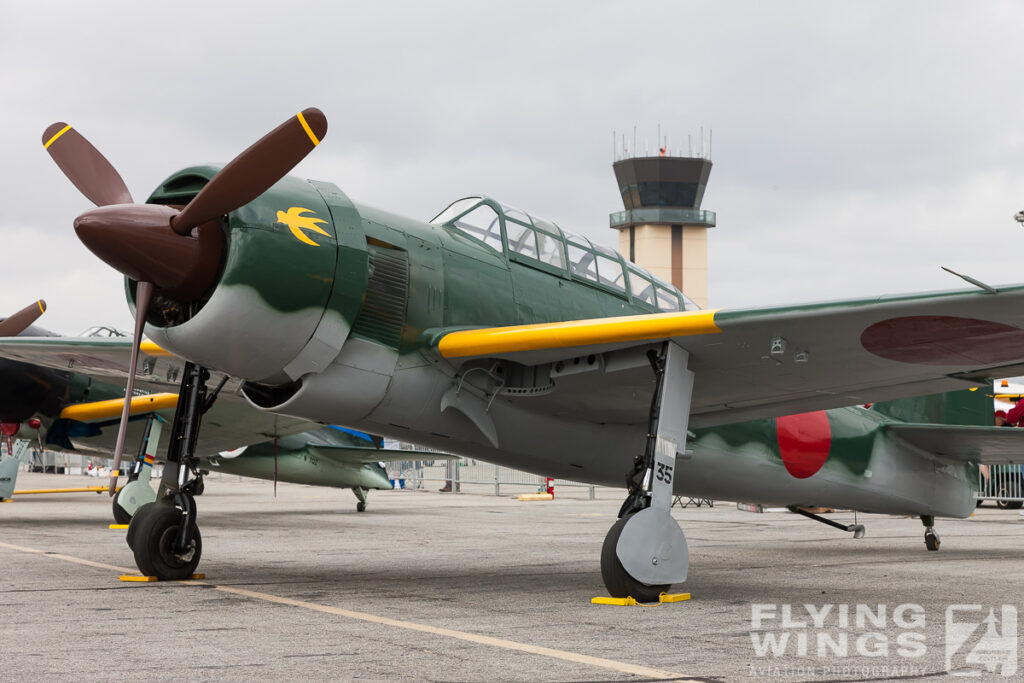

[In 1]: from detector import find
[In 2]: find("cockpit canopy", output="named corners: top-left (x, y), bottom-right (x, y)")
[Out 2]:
top-left (431, 196), bottom-right (698, 312)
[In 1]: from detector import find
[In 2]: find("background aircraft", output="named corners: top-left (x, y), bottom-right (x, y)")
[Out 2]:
top-left (12, 108), bottom-right (1024, 600)
top-left (0, 306), bottom-right (438, 513)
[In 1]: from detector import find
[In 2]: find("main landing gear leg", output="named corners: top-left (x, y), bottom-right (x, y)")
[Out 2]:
top-left (112, 413), bottom-right (161, 524)
top-left (126, 362), bottom-right (213, 579)
top-left (921, 515), bottom-right (940, 551)
top-left (601, 341), bottom-right (694, 603)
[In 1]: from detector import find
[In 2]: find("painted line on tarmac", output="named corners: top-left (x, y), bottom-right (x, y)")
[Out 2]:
top-left (0, 540), bottom-right (133, 573)
top-left (0, 540), bottom-right (693, 681)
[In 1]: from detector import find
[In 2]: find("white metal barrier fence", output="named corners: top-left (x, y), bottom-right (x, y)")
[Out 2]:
top-left (977, 465), bottom-right (1024, 508)
top-left (396, 458), bottom-right (602, 499)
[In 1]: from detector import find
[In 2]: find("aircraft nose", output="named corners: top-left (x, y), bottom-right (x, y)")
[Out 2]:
top-left (74, 204), bottom-right (224, 301)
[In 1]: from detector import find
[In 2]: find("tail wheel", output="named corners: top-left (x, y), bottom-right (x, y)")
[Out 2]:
top-left (132, 503), bottom-right (202, 580)
top-left (600, 512), bottom-right (669, 603)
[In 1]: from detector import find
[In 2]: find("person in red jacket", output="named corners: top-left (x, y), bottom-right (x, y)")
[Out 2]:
top-left (1006, 400), bottom-right (1024, 426)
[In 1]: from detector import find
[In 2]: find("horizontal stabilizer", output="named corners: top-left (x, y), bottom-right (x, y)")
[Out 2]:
top-left (309, 445), bottom-right (457, 466)
top-left (885, 424), bottom-right (1024, 464)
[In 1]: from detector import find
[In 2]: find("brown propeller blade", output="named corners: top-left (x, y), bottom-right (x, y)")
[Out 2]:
top-left (108, 281), bottom-right (154, 496)
top-left (39, 109), bottom-right (329, 495)
top-left (42, 123), bottom-right (133, 207)
top-left (171, 108), bottom-right (328, 235)
top-left (0, 300), bottom-right (47, 337)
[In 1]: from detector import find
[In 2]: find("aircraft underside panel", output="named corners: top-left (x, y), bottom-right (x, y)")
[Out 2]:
top-left (339, 362), bottom-right (978, 519)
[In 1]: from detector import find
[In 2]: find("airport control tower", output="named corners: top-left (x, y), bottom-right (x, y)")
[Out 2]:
top-left (610, 143), bottom-right (715, 308)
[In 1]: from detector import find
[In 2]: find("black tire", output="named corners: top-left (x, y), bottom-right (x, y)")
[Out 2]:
top-left (600, 513), bottom-right (669, 603)
top-left (112, 489), bottom-right (132, 525)
top-left (132, 504), bottom-right (202, 580)
top-left (995, 488), bottom-right (1023, 510)
top-left (925, 531), bottom-right (940, 552)
top-left (126, 501), bottom-right (165, 550)
top-left (356, 502), bottom-right (366, 512)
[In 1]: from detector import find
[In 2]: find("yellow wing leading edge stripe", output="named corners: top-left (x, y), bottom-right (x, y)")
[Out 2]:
top-left (43, 125), bottom-right (72, 149)
top-left (60, 393), bottom-right (180, 422)
top-left (140, 339), bottom-right (174, 357)
top-left (437, 309), bottom-right (722, 359)
top-left (297, 112), bottom-right (320, 146)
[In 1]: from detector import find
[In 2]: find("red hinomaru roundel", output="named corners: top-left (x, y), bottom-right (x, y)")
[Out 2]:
top-left (775, 411), bottom-right (832, 479)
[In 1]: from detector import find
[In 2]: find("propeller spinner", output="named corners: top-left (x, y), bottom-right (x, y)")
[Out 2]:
top-left (42, 109), bottom-right (328, 494)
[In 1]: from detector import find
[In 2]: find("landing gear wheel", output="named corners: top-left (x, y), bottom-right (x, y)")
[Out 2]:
top-left (925, 529), bottom-right (940, 551)
top-left (112, 488), bottom-right (132, 525)
top-left (125, 500), bottom-right (166, 550)
top-left (600, 513), bottom-right (669, 603)
top-left (356, 502), bottom-right (366, 512)
top-left (132, 503), bottom-right (202, 580)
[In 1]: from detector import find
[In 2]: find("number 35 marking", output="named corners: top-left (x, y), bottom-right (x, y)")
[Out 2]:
top-left (656, 462), bottom-right (673, 484)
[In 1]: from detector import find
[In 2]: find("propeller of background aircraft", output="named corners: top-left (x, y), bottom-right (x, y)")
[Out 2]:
top-left (0, 300), bottom-right (47, 453)
top-left (41, 109), bottom-right (329, 494)
top-left (0, 300), bottom-right (46, 338)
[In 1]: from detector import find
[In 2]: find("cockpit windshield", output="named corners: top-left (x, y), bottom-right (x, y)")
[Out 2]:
top-left (79, 325), bottom-right (129, 338)
top-left (431, 196), bottom-right (700, 311)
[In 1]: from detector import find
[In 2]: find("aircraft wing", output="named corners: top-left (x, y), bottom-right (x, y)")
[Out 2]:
top-left (0, 337), bottom-right (315, 456)
top-left (58, 396), bottom-right (315, 460)
top-left (885, 424), bottom-right (1024, 465)
top-left (0, 337), bottom-right (225, 394)
top-left (309, 445), bottom-right (457, 466)
top-left (429, 284), bottom-right (1024, 428)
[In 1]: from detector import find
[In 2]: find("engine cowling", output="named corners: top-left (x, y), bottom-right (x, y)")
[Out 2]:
top-left (137, 168), bottom-right (368, 385)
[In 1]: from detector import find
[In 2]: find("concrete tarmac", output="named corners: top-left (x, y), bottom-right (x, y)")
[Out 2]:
top-left (2, 471), bottom-right (1023, 682)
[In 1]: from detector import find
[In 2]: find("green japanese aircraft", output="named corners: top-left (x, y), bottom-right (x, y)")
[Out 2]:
top-left (0, 304), bottom-right (433, 512)
top-left (8, 108), bottom-right (1024, 601)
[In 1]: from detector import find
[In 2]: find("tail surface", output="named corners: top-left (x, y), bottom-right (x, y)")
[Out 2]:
top-left (870, 386), bottom-right (992, 426)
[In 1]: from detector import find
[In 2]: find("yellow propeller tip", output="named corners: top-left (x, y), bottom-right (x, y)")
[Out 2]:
top-left (43, 124), bottom-right (72, 149)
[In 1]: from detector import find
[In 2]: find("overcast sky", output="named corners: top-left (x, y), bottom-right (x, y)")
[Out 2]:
top-left (2, 1), bottom-right (1023, 335)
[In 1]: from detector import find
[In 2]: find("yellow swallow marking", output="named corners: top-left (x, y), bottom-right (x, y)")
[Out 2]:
top-left (277, 207), bottom-right (331, 246)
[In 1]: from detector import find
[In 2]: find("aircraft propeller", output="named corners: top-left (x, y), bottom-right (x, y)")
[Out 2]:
top-left (41, 109), bottom-right (329, 494)
top-left (0, 300), bottom-right (47, 338)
